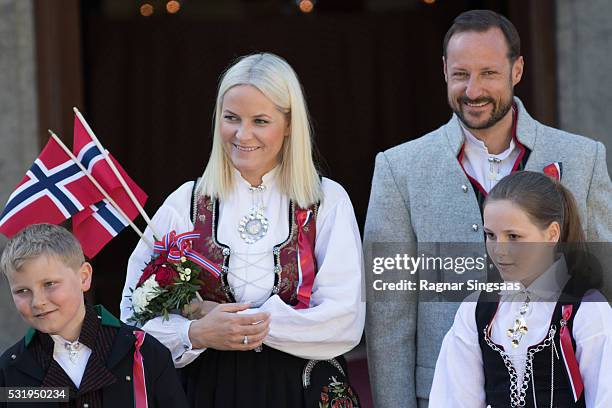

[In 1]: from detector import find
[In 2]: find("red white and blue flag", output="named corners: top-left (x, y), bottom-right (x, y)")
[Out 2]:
top-left (71, 114), bottom-right (147, 257)
top-left (0, 137), bottom-right (102, 237)
top-left (73, 199), bottom-right (130, 258)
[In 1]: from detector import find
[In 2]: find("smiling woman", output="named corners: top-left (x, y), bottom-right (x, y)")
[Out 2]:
top-left (121, 52), bottom-right (365, 408)
top-left (199, 53), bottom-right (322, 209)
top-left (220, 84), bottom-right (289, 188)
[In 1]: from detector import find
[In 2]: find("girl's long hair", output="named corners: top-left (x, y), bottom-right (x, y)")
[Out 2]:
top-left (485, 171), bottom-right (601, 295)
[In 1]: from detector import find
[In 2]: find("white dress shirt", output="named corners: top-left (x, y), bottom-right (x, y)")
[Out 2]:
top-left (429, 259), bottom-right (612, 407)
top-left (50, 335), bottom-right (92, 388)
top-left (460, 125), bottom-right (520, 193)
top-left (120, 170), bottom-right (365, 368)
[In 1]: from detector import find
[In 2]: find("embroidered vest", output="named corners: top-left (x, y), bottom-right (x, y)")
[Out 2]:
top-left (475, 286), bottom-right (586, 408)
top-left (189, 187), bottom-right (318, 307)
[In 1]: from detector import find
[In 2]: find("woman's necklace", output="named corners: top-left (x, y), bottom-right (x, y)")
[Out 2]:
top-left (506, 295), bottom-right (530, 348)
top-left (238, 184), bottom-right (269, 244)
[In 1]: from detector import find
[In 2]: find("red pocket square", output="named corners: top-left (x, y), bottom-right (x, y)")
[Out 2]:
top-left (543, 162), bottom-right (562, 181)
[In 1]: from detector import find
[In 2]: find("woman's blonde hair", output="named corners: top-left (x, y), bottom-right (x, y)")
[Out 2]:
top-left (198, 53), bottom-right (322, 208)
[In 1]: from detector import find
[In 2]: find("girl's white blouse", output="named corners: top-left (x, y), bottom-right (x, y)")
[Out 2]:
top-left (429, 260), bottom-right (612, 407)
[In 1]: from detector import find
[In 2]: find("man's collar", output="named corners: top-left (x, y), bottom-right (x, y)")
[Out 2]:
top-left (446, 96), bottom-right (537, 155)
top-left (461, 122), bottom-right (517, 159)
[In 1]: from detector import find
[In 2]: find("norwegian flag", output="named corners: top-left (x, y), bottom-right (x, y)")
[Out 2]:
top-left (73, 199), bottom-right (130, 258)
top-left (0, 137), bottom-right (103, 237)
top-left (71, 113), bottom-right (147, 257)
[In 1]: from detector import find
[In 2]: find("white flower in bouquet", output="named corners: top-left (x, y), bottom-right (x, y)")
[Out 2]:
top-left (132, 275), bottom-right (161, 313)
top-left (179, 268), bottom-right (192, 282)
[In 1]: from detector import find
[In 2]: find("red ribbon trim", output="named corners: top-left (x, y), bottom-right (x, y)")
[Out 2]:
top-left (133, 330), bottom-right (149, 408)
top-left (559, 305), bottom-right (584, 402)
top-left (295, 209), bottom-right (316, 309)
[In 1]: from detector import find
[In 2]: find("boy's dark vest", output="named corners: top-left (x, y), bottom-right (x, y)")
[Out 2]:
top-left (475, 286), bottom-right (587, 408)
top-left (189, 185), bottom-right (318, 308)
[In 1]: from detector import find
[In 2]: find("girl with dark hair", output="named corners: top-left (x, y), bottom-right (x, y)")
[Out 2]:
top-left (430, 171), bottom-right (611, 407)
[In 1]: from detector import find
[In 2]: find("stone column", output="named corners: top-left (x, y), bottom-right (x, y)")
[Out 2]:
top-left (557, 0), bottom-right (612, 172)
top-left (557, 0), bottom-right (612, 300)
top-left (0, 0), bottom-right (38, 350)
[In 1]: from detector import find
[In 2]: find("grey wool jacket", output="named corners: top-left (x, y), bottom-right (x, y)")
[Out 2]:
top-left (363, 97), bottom-right (611, 408)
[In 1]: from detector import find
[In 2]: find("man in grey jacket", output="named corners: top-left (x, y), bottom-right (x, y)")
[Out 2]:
top-left (364, 10), bottom-right (611, 408)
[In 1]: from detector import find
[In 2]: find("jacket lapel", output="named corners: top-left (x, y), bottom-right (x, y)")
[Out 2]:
top-left (103, 326), bottom-right (136, 408)
top-left (513, 97), bottom-right (537, 151)
top-left (106, 326), bottom-right (136, 370)
top-left (10, 346), bottom-right (46, 383)
top-left (444, 113), bottom-right (465, 157)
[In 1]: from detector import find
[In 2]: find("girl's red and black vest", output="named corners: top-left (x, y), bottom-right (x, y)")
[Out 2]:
top-left (189, 184), bottom-right (318, 306)
top-left (475, 283), bottom-right (587, 408)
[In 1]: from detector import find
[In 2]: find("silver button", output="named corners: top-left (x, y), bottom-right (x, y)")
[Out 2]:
top-left (125, 375), bottom-right (131, 381)
top-left (83, 404), bottom-right (89, 408)
top-left (461, 184), bottom-right (468, 193)
top-left (472, 224), bottom-right (479, 232)
top-left (10, 354), bottom-right (16, 360)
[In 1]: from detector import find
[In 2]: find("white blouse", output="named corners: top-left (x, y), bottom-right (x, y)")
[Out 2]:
top-left (429, 261), bottom-right (612, 407)
top-left (120, 170), bottom-right (365, 368)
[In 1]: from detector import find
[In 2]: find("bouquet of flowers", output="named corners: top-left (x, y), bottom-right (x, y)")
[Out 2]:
top-left (128, 231), bottom-right (220, 326)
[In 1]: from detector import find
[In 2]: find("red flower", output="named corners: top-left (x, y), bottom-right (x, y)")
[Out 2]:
top-left (155, 266), bottom-right (178, 287)
top-left (138, 256), bottom-right (176, 286)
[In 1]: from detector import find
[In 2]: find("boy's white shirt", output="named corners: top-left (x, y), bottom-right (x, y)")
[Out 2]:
top-left (429, 257), bottom-right (612, 407)
top-left (50, 334), bottom-right (92, 388)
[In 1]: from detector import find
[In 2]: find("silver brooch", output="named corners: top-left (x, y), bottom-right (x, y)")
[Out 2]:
top-left (238, 205), bottom-right (268, 244)
top-left (64, 340), bottom-right (81, 364)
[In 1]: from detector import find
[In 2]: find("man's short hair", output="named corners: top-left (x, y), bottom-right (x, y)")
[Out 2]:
top-left (0, 224), bottom-right (85, 275)
top-left (443, 9), bottom-right (521, 62)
